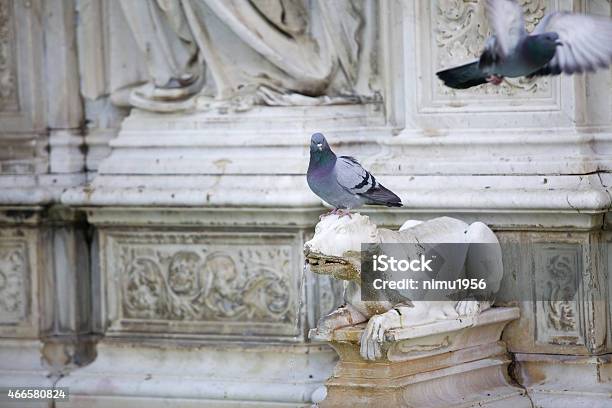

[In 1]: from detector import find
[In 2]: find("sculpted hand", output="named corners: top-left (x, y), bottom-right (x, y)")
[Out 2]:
top-left (456, 300), bottom-right (490, 317)
top-left (359, 310), bottom-right (401, 361)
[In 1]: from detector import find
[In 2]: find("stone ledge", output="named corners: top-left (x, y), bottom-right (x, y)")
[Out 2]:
top-left (320, 307), bottom-right (519, 344)
top-left (60, 174), bottom-right (611, 230)
top-left (54, 342), bottom-right (336, 408)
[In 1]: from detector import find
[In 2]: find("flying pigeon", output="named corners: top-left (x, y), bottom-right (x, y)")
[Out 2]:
top-left (437, 0), bottom-right (612, 89)
top-left (307, 133), bottom-right (402, 216)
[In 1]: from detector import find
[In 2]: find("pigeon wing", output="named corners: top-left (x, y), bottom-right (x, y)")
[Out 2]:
top-left (485, 0), bottom-right (527, 56)
top-left (530, 12), bottom-right (612, 76)
top-left (335, 156), bottom-right (375, 195)
top-left (336, 156), bottom-right (402, 207)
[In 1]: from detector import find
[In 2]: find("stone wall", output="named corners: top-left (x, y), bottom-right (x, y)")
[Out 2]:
top-left (0, 0), bottom-right (611, 406)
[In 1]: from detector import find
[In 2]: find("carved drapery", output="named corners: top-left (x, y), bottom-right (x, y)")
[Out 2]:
top-left (115, 0), bottom-right (374, 112)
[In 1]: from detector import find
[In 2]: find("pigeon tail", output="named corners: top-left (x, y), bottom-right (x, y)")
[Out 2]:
top-left (385, 201), bottom-right (404, 208)
top-left (436, 61), bottom-right (489, 89)
top-left (360, 184), bottom-right (403, 208)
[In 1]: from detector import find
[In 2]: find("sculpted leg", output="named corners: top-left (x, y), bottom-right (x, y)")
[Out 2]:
top-left (360, 302), bottom-right (464, 361)
top-left (456, 299), bottom-right (491, 317)
top-left (360, 308), bottom-right (404, 361)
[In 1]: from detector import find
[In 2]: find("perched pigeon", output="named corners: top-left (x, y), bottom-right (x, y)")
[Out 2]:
top-left (437, 0), bottom-right (612, 89)
top-left (307, 133), bottom-right (402, 215)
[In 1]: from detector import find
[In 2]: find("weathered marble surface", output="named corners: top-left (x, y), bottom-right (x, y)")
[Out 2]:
top-left (305, 214), bottom-right (503, 360)
top-left (55, 342), bottom-right (335, 408)
top-left (317, 308), bottom-right (529, 408)
top-left (1, 0), bottom-right (612, 406)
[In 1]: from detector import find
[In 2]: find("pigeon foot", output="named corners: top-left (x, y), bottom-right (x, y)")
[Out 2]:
top-left (319, 208), bottom-right (341, 219)
top-left (319, 209), bottom-right (353, 219)
top-left (486, 75), bottom-right (504, 85)
top-left (319, 210), bottom-right (334, 220)
top-left (337, 209), bottom-right (352, 219)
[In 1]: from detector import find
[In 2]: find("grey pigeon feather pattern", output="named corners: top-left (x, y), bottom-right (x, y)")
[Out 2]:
top-left (437, 0), bottom-right (612, 90)
top-left (529, 12), bottom-right (612, 76)
top-left (485, 0), bottom-right (526, 57)
top-left (335, 156), bottom-right (375, 195)
top-left (307, 133), bottom-right (402, 211)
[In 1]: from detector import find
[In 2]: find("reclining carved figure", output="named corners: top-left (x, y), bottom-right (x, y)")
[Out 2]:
top-left (304, 214), bottom-right (503, 361)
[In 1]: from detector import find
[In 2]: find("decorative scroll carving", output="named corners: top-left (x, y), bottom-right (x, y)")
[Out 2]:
top-left (544, 254), bottom-right (576, 331)
top-left (534, 244), bottom-right (582, 346)
top-left (434, 0), bottom-right (550, 96)
top-left (0, 0), bottom-right (18, 111)
top-left (111, 233), bottom-right (296, 327)
top-left (0, 240), bottom-right (27, 324)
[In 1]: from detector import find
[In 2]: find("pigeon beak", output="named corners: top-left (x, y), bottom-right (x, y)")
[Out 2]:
top-left (317, 143), bottom-right (323, 151)
top-left (555, 40), bottom-right (563, 47)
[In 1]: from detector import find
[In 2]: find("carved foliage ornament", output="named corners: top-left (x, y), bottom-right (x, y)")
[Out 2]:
top-left (534, 244), bottom-right (582, 347)
top-left (118, 239), bottom-right (294, 324)
top-left (0, 241), bottom-right (27, 323)
top-left (435, 0), bottom-right (550, 96)
top-left (544, 253), bottom-right (577, 332)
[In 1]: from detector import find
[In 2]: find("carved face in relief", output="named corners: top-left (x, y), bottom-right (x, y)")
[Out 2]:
top-left (304, 214), bottom-right (378, 282)
top-left (202, 253), bottom-right (243, 316)
top-left (241, 268), bottom-right (291, 321)
top-left (125, 258), bottom-right (165, 318)
top-left (305, 214), bottom-right (379, 258)
top-left (118, 239), bottom-right (295, 324)
top-left (168, 251), bottom-right (201, 296)
top-left (205, 254), bottom-right (238, 287)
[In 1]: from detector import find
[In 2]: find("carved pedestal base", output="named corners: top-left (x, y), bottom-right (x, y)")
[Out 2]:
top-left (314, 307), bottom-right (529, 408)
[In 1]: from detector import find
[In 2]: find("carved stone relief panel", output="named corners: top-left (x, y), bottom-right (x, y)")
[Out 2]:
top-left (533, 244), bottom-right (583, 347)
top-left (0, 0), bottom-right (43, 132)
top-left (102, 230), bottom-right (302, 339)
top-left (0, 239), bottom-right (27, 324)
top-left (0, 0), bottom-right (45, 174)
top-left (0, 0), bottom-right (18, 112)
top-left (0, 227), bottom-right (37, 338)
top-left (417, 0), bottom-right (562, 113)
top-left (498, 231), bottom-right (605, 354)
